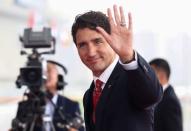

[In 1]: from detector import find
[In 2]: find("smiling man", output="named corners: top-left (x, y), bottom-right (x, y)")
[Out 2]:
top-left (71, 5), bottom-right (163, 131)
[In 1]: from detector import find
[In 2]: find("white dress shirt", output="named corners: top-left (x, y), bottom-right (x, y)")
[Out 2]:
top-left (93, 51), bottom-right (138, 90)
top-left (43, 93), bottom-right (58, 131)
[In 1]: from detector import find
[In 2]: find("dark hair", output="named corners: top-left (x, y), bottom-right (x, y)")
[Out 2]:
top-left (149, 58), bottom-right (171, 79)
top-left (71, 11), bottom-right (111, 44)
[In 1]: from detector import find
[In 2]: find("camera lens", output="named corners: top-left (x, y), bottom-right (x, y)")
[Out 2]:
top-left (20, 67), bottom-right (42, 87)
top-left (26, 69), bottom-right (39, 82)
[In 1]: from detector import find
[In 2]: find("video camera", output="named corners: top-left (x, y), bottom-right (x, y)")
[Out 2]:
top-left (11, 27), bottom-right (84, 131)
top-left (16, 27), bottom-right (55, 90)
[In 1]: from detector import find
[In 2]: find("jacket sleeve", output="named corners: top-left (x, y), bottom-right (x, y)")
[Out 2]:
top-left (126, 53), bottom-right (163, 109)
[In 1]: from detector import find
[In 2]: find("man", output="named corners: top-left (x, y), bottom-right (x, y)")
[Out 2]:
top-left (71, 4), bottom-right (163, 131)
top-left (13, 62), bottom-right (84, 131)
top-left (149, 58), bottom-right (183, 131)
top-left (43, 62), bottom-right (84, 131)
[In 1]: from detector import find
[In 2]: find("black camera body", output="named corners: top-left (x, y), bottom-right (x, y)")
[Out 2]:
top-left (16, 27), bottom-right (55, 90)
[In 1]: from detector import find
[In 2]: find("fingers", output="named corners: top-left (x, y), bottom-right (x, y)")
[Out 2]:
top-left (107, 5), bottom-right (123, 27)
top-left (96, 26), bottom-right (111, 43)
top-left (128, 13), bottom-right (133, 30)
top-left (112, 5), bottom-right (126, 27)
top-left (113, 5), bottom-right (121, 25)
top-left (107, 8), bottom-right (115, 28)
top-left (107, 5), bottom-right (132, 30)
top-left (119, 6), bottom-right (126, 25)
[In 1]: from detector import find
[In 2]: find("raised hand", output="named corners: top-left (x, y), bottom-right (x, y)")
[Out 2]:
top-left (96, 4), bottom-right (134, 63)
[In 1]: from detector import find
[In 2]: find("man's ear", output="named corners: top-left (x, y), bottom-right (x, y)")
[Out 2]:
top-left (57, 74), bottom-right (67, 90)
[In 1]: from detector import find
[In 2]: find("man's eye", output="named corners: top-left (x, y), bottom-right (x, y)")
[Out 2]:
top-left (78, 43), bottom-right (85, 48)
top-left (95, 39), bottom-right (102, 45)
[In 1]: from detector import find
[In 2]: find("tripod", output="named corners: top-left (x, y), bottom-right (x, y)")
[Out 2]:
top-left (11, 90), bottom-right (84, 131)
top-left (11, 90), bottom-right (56, 131)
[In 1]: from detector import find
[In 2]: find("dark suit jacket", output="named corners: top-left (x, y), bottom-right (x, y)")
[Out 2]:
top-left (83, 54), bottom-right (163, 131)
top-left (15, 94), bottom-right (84, 131)
top-left (154, 85), bottom-right (183, 131)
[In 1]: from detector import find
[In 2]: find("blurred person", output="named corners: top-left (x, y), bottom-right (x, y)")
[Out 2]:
top-left (149, 58), bottom-right (183, 131)
top-left (12, 62), bottom-right (84, 131)
top-left (71, 4), bottom-right (163, 131)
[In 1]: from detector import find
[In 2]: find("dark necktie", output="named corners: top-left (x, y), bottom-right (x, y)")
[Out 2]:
top-left (92, 79), bottom-right (103, 123)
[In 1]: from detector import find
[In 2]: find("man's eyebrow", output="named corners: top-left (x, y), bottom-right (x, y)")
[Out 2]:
top-left (77, 37), bottom-right (103, 46)
top-left (92, 37), bottom-right (103, 42)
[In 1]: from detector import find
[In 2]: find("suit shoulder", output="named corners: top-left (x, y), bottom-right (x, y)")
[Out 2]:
top-left (58, 95), bottom-right (79, 105)
top-left (160, 87), bottom-right (182, 110)
top-left (163, 86), bottom-right (180, 103)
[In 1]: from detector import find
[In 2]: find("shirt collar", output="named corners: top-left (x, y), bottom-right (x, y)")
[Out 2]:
top-left (163, 83), bottom-right (169, 91)
top-left (93, 56), bottom-right (119, 84)
top-left (51, 93), bottom-right (58, 105)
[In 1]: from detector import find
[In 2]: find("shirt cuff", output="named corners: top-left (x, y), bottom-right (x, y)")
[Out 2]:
top-left (119, 51), bottom-right (138, 70)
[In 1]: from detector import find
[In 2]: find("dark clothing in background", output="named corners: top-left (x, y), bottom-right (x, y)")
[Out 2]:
top-left (154, 85), bottom-right (183, 131)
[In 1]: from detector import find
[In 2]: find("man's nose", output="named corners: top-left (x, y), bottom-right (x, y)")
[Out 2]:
top-left (87, 44), bottom-right (97, 56)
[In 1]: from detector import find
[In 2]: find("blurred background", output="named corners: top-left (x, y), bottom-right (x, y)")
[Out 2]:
top-left (0, 0), bottom-right (191, 131)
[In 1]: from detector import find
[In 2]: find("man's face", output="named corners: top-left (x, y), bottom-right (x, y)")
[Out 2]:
top-left (75, 28), bottom-right (116, 77)
top-left (150, 65), bottom-right (163, 85)
top-left (45, 64), bottom-right (58, 93)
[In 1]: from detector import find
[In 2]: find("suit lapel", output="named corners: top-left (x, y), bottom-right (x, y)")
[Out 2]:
top-left (98, 62), bottom-right (122, 107)
top-left (84, 62), bottom-right (124, 130)
top-left (95, 63), bottom-right (124, 128)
